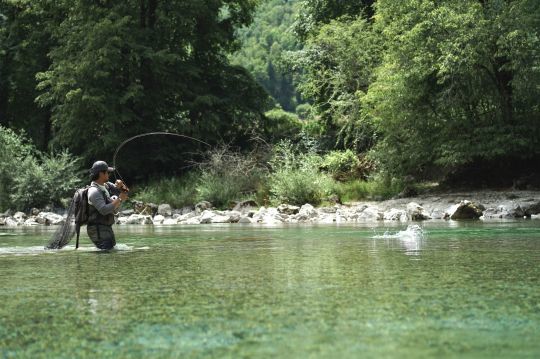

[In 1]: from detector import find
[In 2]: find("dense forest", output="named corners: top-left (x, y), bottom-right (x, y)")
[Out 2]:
top-left (1, 0), bottom-right (539, 210)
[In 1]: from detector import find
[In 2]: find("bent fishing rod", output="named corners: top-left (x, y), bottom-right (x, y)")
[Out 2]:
top-left (111, 132), bottom-right (211, 184)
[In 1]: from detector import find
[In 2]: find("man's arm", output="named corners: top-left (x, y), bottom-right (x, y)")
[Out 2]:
top-left (88, 187), bottom-right (116, 215)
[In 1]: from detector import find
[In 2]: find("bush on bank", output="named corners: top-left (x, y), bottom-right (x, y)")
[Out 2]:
top-left (0, 126), bottom-right (82, 211)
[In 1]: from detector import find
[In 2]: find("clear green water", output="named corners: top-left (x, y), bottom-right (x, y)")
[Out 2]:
top-left (1, 222), bottom-right (539, 358)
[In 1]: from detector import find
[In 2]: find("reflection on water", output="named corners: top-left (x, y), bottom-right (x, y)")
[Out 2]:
top-left (1, 222), bottom-right (539, 357)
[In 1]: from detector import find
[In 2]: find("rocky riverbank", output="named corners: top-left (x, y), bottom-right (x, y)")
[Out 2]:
top-left (1, 190), bottom-right (540, 227)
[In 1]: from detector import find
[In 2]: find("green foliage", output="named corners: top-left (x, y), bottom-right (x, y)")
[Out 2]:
top-left (294, 0), bottom-right (374, 40)
top-left (336, 176), bottom-right (404, 202)
top-left (230, 0), bottom-right (303, 112)
top-left (268, 140), bottom-right (336, 205)
top-left (133, 175), bottom-right (198, 209)
top-left (2, 0), bottom-right (270, 180)
top-left (295, 103), bottom-right (312, 120)
top-left (196, 147), bottom-right (264, 208)
top-left (0, 126), bottom-right (82, 210)
top-left (263, 107), bottom-right (303, 142)
top-left (10, 151), bottom-right (82, 210)
top-left (290, 15), bottom-right (381, 151)
top-left (367, 0), bottom-right (540, 178)
top-left (321, 150), bottom-right (360, 181)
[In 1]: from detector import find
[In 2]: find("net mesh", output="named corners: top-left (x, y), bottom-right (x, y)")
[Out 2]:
top-left (45, 199), bottom-right (77, 249)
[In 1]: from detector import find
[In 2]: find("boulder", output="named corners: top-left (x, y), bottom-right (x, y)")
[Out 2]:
top-left (162, 218), bottom-right (178, 225)
top-left (430, 209), bottom-right (447, 220)
top-left (277, 204), bottom-right (300, 215)
top-left (318, 206), bottom-right (338, 214)
top-left (23, 218), bottom-right (39, 226)
top-left (233, 200), bottom-right (259, 213)
top-left (177, 211), bottom-right (198, 222)
top-left (482, 203), bottom-right (524, 219)
top-left (228, 211), bottom-right (242, 223)
top-left (238, 217), bottom-right (253, 224)
top-left (36, 212), bottom-right (65, 225)
top-left (298, 204), bottom-right (317, 219)
top-left (132, 200), bottom-right (158, 216)
top-left (406, 202), bottom-right (431, 220)
top-left (384, 208), bottom-right (408, 221)
top-left (177, 206), bottom-right (195, 215)
top-left (13, 211), bottom-right (26, 221)
top-left (153, 215), bottom-right (165, 224)
top-left (200, 210), bottom-right (232, 224)
top-left (120, 209), bottom-right (135, 216)
top-left (124, 214), bottom-right (153, 225)
top-left (358, 207), bottom-right (383, 221)
top-left (522, 200), bottom-right (540, 216)
top-left (4, 217), bottom-right (19, 226)
top-left (195, 201), bottom-right (212, 213)
top-left (157, 204), bottom-right (172, 217)
top-left (448, 200), bottom-right (483, 220)
top-left (184, 217), bottom-right (201, 225)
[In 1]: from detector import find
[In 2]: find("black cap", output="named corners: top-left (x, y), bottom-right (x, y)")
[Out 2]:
top-left (91, 161), bottom-right (115, 175)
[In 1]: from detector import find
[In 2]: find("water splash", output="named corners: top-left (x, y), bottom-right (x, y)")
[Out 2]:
top-left (372, 224), bottom-right (425, 240)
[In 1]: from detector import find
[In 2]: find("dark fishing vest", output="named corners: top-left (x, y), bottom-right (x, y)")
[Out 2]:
top-left (87, 184), bottom-right (115, 226)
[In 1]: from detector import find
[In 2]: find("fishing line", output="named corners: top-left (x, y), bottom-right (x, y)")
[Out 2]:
top-left (111, 132), bottom-right (211, 183)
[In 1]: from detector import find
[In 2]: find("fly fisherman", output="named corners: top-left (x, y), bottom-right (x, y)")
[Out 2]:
top-left (87, 161), bottom-right (128, 250)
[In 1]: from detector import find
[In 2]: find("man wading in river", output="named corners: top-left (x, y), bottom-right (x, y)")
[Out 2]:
top-left (87, 161), bottom-right (128, 250)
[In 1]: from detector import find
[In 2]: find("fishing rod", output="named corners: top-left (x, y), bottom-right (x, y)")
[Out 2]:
top-left (111, 132), bottom-right (211, 183)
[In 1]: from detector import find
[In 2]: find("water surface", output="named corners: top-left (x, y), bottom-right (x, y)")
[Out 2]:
top-left (1, 221), bottom-right (539, 358)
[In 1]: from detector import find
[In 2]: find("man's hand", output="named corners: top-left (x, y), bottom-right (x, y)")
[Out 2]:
top-left (115, 179), bottom-right (130, 192)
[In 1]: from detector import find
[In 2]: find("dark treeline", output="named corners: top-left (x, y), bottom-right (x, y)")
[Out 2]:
top-left (1, 0), bottom-right (540, 211)
top-left (0, 0), bottom-right (272, 180)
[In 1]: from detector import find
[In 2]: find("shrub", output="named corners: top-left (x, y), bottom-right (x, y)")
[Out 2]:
top-left (336, 176), bottom-right (405, 202)
top-left (295, 103), bottom-right (313, 120)
top-left (196, 147), bottom-right (264, 208)
top-left (10, 151), bottom-right (82, 210)
top-left (133, 174), bottom-right (198, 208)
top-left (268, 140), bottom-right (336, 206)
top-left (321, 149), bottom-right (360, 181)
top-left (0, 126), bottom-right (82, 210)
top-left (263, 107), bottom-right (303, 142)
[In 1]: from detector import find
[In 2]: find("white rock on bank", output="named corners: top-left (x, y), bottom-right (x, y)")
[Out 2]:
top-left (384, 208), bottom-right (408, 221)
top-left (23, 218), bottom-right (39, 226)
top-left (157, 204), bottom-right (172, 217)
top-left (358, 207), bottom-right (383, 221)
top-left (4, 217), bottom-right (19, 226)
top-left (13, 211), bottom-right (26, 222)
top-left (36, 212), bottom-right (65, 225)
top-left (124, 214), bottom-right (153, 225)
top-left (406, 202), bottom-right (431, 220)
top-left (153, 214), bottom-right (165, 224)
top-left (162, 218), bottom-right (178, 225)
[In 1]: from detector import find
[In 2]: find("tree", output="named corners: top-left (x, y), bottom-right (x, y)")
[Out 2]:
top-left (230, 0), bottom-right (303, 112)
top-left (29, 0), bottom-right (269, 179)
top-left (367, 0), bottom-right (540, 179)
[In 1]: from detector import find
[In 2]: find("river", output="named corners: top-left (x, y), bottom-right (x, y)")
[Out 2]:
top-left (1, 221), bottom-right (539, 358)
